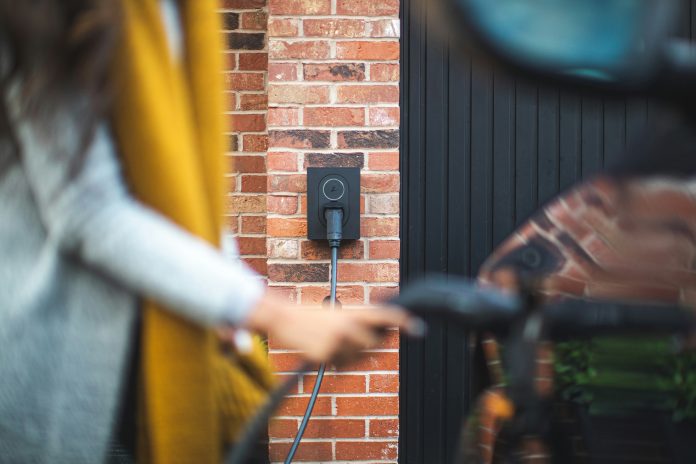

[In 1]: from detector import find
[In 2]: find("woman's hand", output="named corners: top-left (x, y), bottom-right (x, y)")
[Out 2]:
top-left (238, 294), bottom-right (425, 364)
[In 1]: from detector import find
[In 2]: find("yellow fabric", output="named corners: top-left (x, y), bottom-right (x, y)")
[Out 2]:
top-left (110, 1), bottom-right (273, 462)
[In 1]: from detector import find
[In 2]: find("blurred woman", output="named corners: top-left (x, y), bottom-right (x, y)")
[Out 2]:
top-left (0, 1), bottom-right (417, 462)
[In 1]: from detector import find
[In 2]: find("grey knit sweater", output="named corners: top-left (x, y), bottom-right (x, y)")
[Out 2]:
top-left (0, 52), bottom-right (263, 464)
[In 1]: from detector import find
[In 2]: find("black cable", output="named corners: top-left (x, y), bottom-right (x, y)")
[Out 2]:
top-left (285, 209), bottom-right (342, 463)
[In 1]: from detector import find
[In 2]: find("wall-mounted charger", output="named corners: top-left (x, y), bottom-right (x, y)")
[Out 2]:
top-left (307, 167), bottom-right (360, 241)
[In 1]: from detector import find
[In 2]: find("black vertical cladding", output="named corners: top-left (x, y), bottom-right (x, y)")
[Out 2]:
top-left (400, 1), bottom-right (696, 463)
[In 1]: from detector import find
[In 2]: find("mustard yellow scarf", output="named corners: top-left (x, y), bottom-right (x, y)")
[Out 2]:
top-left (110, 1), bottom-right (273, 462)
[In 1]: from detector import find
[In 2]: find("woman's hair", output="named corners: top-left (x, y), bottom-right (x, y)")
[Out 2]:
top-left (0, 0), bottom-right (121, 172)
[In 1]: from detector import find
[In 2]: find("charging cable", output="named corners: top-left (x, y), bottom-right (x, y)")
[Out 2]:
top-left (226, 207), bottom-right (344, 464)
top-left (284, 208), bottom-right (343, 463)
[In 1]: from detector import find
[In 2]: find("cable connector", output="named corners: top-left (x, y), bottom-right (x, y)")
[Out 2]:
top-left (324, 208), bottom-right (344, 248)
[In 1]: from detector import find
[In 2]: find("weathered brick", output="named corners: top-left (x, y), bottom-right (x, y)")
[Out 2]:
top-left (239, 93), bottom-right (268, 111)
top-left (369, 19), bottom-right (401, 38)
top-left (304, 63), bottom-right (366, 82)
top-left (337, 262), bottom-right (399, 282)
top-left (232, 113), bottom-right (266, 132)
top-left (222, 0), bottom-right (265, 8)
top-left (269, 442), bottom-right (332, 462)
top-left (369, 239), bottom-right (400, 259)
top-left (267, 196), bottom-right (299, 215)
top-left (336, 41), bottom-right (399, 60)
top-left (368, 106), bottom-right (400, 126)
top-left (268, 18), bottom-right (299, 37)
top-left (336, 441), bottom-right (398, 461)
top-left (268, 63), bottom-right (298, 81)
top-left (225, 72), bottom-right (265, 91)
top-left (371, 63), bottom-right (400, 82)
top-left (304, 107), bottom-right (365, 127)
top-left (267, 217), bottom-right (307, 237)
top-left (238, 52), bottom-right (268, 71)
top-left (222, 12), bottom-right (239, 31)
top-left (270, 418), bottom-right (365, 439)
top-left (268, 263), bottom-right (329, 282)
top-left (361, 217), bottom-right (399, 236)
top-left (227, 195), bottom-right (266, 213)
top-left (226, 32), bottom-right (265, 50)
top-left (268, 107), bottom-right (300, 126)
top-left (232, 155), bottom-right (265, 173)
top-left (370, 419), bottom-right (399, 438)
top-left (305, 152), bottom-right (364, 168)
top-left (338, 130), bottom-right (399, 149)
top-left (336, 0), bottom-right (399, 15)
top-left (337, 85), bottom-right (399, 103)
top-left (268, 238), bottom-right (300, 258)
top-left (301, 239), bottom-right (364, 260)
top-left (269, 84), bottom-right (330, 104)
top-left (240, 215), bottom-right (266, 234)
top-left (270, 130), bottom-right (331, 149)
top-left (269, 40), bottom-right (330, 60)
top-left (241, 10), bottom-right (267, 30)
top-left (268, 0), bottom-right (331, 15)
top-left (241, 174), bottom-right (267, 192)
top-left (369, 374), bottom-right (399, 393)
top-left (267, 152), bottom-right (298, 171)
top-left (268, 174), bottom-right (306, 193)
top-left (242, 134), bottom-right (269, 152)
top-left (300, 285), bottom-right (365, 305)
top-left (335, 395), bottom-right (399, 415)
top-left (368, 152), bottom-right (399, 171)
top-left (303, 19), bottom-right (367, 37)
top-left (303, 374), bottom-right (366, 393)
top-left (369, 286), bottom-right (399, 303)
top-left (237, 236), bottom-right (266, 255)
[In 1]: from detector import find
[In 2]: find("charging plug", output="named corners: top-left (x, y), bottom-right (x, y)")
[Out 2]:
top-left (325, 208), bottom-right (344, 248)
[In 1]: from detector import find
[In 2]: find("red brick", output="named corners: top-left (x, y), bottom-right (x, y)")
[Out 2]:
top-left (269, 63), bottom-right (298, 82)
top-left (374, 330), bottom-right (399, 350)
top-left (222, 0), bottom-right (265, 8)
top-left (241, 174), bottom-right (267, 192)
top-left (300, 285), bottom-right (365, 305)
top-left (227, 195), bottom-right (265, 213)
top-left (369, 19), bottom-right (401, 37)
top-left (270, 130), bottom-right (331, 149)
top-left (370, 374), bottom-right (399, 393)
top-left (267, 152), bottom-right (298, 171)
top-left (232, 155), bottom-right (265, 173)
top-left (238, 94), bottom-right (268, 110)
top-left (303, 19), bottom-right (367, 37)
top-left (304, 63), bottom-right (366, 82)
top-left (224, 52), bottom-right (237, 70)
top-left (268, 107), bottom-right (300, 126)
top-left (270, 85), bottom-right (330, 104)
top-left (237, 236), bottom-right (266, 255)
top-left (337, 41), bottom-right (399, 60)
top-left (225, 72), bottom-right (265, 91)
top-left (303, 374), bottom-right (366, 393)
top-left (304, 107), bottom-right (365, 127)
top-left (270, 418), bottom-right (365, 439)
top-left (340, 352), bottom-right (399, 372)
top-left (267, 286), bottom-right (298, 303)
top-left (238, 52), bottom-right (267, 71)
top-left (243, 257), bottom-right (267, 275)
top-left (276, 395), bottom-right (331, 417)
top-left (336, 395), bottom-right (399, 415)
top-left (269, 442), bottom-right (332, 462)
top-left (369, 240), bottom-right (400, 259)
top-left (368, 152), bottom-right (399, 171)
top-left (369, 194), bottom-right (399, 214)
top-left (336, 0), bottom-right (399, 16)
top-left (369, 286), bottom-right (399, 303)
top-left (361, 217), bottom-right (399, 237)
top-left (269, 0), bottom-right (331, 15)
top-left (269, 18), bottom-right (299, 37)
top-left (370, 419), bottom-right (399, 437)
top-left (270, 40), bottom-right (330, 60)
top-left (267, 195), bottom-right (299, 214)
top-left (337, 85), bottom-right (399, 103)
top-left (241, 215), bottom-right (266, 234)
top-left (231, 113), bottom-right (265, 132)
top-left (371, 63), bottom-right (400, 81)
top-left (268, 174), bottom-right (306, 193)
top-left (268, 263), bottom-right (329, 283)
top-left (242, 134), bottom-right (269, 151)
top-left (269, 352), bottom-right (311, 373)
top-left (362, 173), bottom-right (400, 193)
top-left (336, 441), bottom-right (398, 460)
top-left (338, 262), bottom-right (399, 283)
top-left (241, 10), bottom-right (267, 30)
top-left (273, 374), bottom-right (300, 394)
top-left (368, 106), bottom-right (400, 126)
top-left (301, 239), bottom-right (365, 260)
top-left (267, 217), bottom-right (307, 237)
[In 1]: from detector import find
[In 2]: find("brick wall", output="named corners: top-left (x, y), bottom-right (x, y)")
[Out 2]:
top-left (224, 0), bottom-right (402, 462)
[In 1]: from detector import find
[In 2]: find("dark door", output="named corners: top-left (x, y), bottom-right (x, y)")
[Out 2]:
top-left (399, 1), bottom-right (696, 462)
